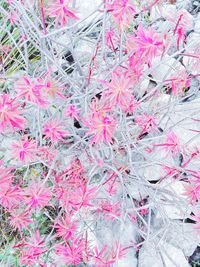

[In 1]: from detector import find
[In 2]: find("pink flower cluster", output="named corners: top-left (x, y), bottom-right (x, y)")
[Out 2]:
top-left (0, 0), bottom-right (199, 266)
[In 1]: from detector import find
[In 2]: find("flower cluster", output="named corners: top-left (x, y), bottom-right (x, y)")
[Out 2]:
top-left (0, 0), bottom-right (199, 266)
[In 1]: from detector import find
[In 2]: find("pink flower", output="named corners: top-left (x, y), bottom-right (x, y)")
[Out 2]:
top-left (183, 183), bottom-right (200, 204)
top-left (55, 236), bottom-right (84, 265)
top-left (45, 81), bottom-right (65, 99)
top-left (92, 243), bottom-right (126, 266)
top-left (72, 185), bottom-right (97, 209)
top-left (11, 137), bottom-right (37, 163)
top-left (106, 0), bottom-right (136, 28)
top-left (14, 76), bottom-right (48, 107)
top-left (25, 181), bottom-right (52, 210)
top-left (55, 215), bottom-right (77, 240)
top-left (0, 184), bottom-right (23, 209)
top-left (0, 94), bottom-right (26, 132)
top-left (57, 183), bottom-right (97, 213)
top-left (25, 230), bottom-right (46, 254)
top-left (127, 24), bottom-right (163, 64)
top-left (165, 131), bottom-right (181, 155)
top-left (90, 97), bottom-right (111, 116)
top-left (85, 112), bottom-right (117, 144)
top-left (127, 54), bottom-right (144, 82)
top-left (43, 119), bottom-right (68, 143)
top-left (102, 71), bottom-right (138, 113)
top-left (92, 245), bottom-right (111, 266)
top-left (155, 131), bottom-right (182, 156)
top-left (43, 73), bottom-right (65, 99)
top-left (10, 210), bottom-right (32, 231)
top-left (0, 166), bottom-right (23, 210)
top-left (0, 165), bottom-right (14, 186)
top-left (47, 0), bottom-right (78, 27)
top-left (20, 230), bottom-right (47, 266)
